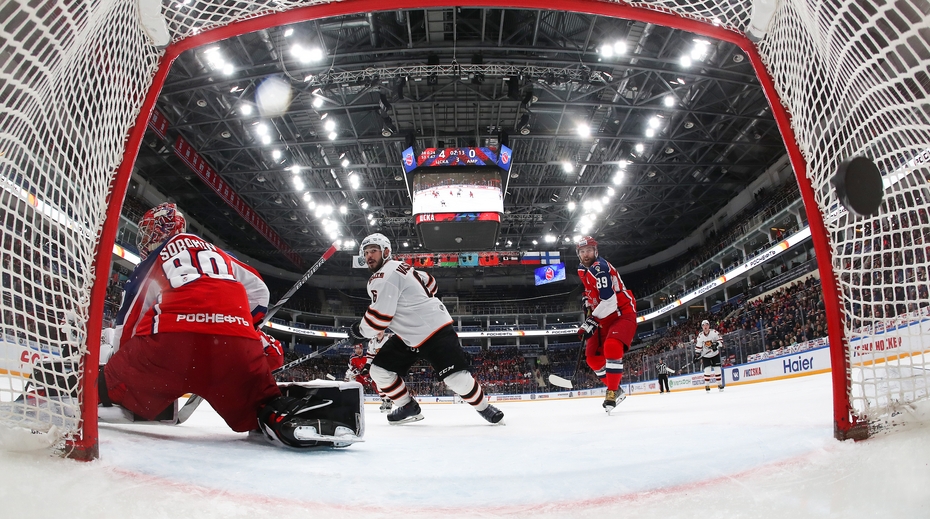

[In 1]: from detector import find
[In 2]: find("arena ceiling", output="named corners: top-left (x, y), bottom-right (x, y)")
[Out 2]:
top-left (132, 7), bottom-right (788, 276)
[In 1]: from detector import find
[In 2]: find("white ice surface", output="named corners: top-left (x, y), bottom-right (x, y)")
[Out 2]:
top-left (2, 373), bottom-right (929, 518)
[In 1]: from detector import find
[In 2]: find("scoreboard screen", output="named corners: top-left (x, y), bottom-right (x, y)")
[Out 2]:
top-left (411, 168), bottom-right (503, 215)
top-left (403, 146), bottom-right (510, 251)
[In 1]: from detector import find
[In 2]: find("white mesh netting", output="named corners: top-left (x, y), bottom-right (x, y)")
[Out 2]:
top-left (1, 0), bottom-right (928, 453)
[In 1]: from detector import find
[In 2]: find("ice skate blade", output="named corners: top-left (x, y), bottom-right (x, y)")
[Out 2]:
top-left (388, 414), bottom-right (424, 425)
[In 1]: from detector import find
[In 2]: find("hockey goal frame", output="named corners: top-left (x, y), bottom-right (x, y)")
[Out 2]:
top-left (4, 0), bottom-right (927, 459)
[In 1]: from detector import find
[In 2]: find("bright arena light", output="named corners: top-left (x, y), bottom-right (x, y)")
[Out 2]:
top-left (255, 76), bottom-right (292, 117)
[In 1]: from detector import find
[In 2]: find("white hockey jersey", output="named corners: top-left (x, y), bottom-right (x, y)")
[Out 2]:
top-left (695, 329), bottom-right (723, 358)
top-left (358, 259), bottom-right (452, 348)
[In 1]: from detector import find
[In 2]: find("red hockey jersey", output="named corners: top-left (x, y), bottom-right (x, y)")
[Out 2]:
top-left (578, 256), bottom-right (637, 324)
top-left (115, 233), bottom-right (269, 346)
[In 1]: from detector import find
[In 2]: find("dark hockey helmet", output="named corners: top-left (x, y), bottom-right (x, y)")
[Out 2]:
top-left (137, 203), bottom-right (186, 260)
top-left (576, 236), bottom-right (598, 257)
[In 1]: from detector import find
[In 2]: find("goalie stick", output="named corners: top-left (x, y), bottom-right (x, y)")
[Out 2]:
top-left (178, 243), bottom-right (340, 421)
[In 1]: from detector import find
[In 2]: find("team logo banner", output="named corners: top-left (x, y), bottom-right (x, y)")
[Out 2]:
top-left (351, 250), bottom-right (561, 268)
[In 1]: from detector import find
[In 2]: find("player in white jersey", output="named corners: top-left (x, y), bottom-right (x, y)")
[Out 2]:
top-left (347, 233), bottom-right (504, 425)
top-left (694, 319), bottom-right (724, 391)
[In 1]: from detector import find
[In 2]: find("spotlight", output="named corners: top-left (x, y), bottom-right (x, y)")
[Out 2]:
top-left (381, 116), bottom-right (397, 137)
top-left (516, 113), bottom-right (531, 135)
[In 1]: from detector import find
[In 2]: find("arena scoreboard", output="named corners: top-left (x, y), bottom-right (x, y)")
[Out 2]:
top-left (402, 145), bottom-right (512, 251)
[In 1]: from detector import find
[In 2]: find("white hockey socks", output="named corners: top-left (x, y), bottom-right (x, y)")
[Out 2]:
top-left (370, 365), bottom-right (411, 407)
top-left (444, 370), bottom-right (489, 411)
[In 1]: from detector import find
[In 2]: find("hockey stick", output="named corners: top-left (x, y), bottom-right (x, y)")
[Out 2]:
top-left (272, 337), bottom-right (352, 375)
top-left (548, 374), bottom-right (573, 389)
top-left (258, 242), bottom-right (339, 328)
top-left (176, 395), bottom-right (202, 424)
top-left (178, 243), bottom-right (340, 421)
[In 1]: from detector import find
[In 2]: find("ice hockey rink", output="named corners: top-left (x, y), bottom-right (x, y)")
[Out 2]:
top-left (2, 372), bottom-right (928, 519)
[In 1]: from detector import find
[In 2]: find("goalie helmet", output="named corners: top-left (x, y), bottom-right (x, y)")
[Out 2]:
top-left (137, 203), bottom-right (186, 260)
top-left (576, 235), bottom-right (598, 257)
top-left (359, 233), bottom-right (392, 260)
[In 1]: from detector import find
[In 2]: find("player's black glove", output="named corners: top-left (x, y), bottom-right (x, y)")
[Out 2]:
top-left (578, 316), bottom-right (599, 341)
top-left (348, 321), bottom-right (366, 341)
top-left (711, 342), bottom-right (718, 352)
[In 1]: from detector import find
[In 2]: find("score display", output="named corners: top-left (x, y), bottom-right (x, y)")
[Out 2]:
top-left (403, 146), bottom-right (511, 251)
top-left (402, 145), bottom-right (512, 173)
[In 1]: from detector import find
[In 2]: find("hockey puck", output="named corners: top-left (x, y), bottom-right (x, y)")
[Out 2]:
top-left (831, 156), bottom-right (884, 217)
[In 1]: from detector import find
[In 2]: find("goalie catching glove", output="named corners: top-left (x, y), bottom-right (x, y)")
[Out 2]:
top-left (578, 316), bottom-right (599, 341)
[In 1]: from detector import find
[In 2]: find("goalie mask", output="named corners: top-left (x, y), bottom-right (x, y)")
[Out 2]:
top-left (137, 203), bottom-right (186, 260)
top-left (359, 233), bottom-right (392, 260)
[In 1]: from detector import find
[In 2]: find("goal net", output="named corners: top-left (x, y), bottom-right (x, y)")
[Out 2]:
top-left (1, 0), bottom-right (928, 457)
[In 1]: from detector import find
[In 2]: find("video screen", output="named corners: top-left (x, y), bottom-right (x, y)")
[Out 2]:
top-left (534, 263), bottom-right (566, 286)
top-left (411, 168), bottom-right (503, 215)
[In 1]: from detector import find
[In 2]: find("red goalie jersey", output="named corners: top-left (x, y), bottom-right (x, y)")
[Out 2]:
top-left (115, 233), bottom-right (269, 346)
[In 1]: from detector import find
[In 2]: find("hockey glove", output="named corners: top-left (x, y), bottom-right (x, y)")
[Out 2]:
top-left (578, 316), bottom-right (599, 341)
top-left (259, 330), bottom-right (285, 371)
top-left (345, 368), bottom-right (359, 382)
top-left (348, 321), bottom-right (366, 341)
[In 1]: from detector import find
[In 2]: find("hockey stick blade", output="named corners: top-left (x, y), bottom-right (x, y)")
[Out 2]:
top-left (176, 394), bottom-right (203, 424)
top-left (548, 374), bottom-right (573, 389)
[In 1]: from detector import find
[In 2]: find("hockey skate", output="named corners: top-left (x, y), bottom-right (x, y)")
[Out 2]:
top-left (387, 399), bottom-right (424, 424)
top-left (603, 388), bottom-right (626, 414)
top-left (379, 398), bottom-right (393, 413)
top-left (705, 385), bottom-right (711, 392)
top-left (718, 384), bottom-right (725, 392)
top-left (477, 404), bottom-right (504, 424)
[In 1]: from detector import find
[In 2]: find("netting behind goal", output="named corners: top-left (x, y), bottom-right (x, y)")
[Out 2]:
top-left (1, 0), bottom-right (928, 457)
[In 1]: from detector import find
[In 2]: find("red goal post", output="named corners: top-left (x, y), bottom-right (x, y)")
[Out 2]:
top-left (1, 0), bottom-right (927, 459)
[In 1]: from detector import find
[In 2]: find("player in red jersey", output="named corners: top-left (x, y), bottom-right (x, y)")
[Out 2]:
top-left (345, 342), bottom-right (392, 412)
top-left (100, 203), bottom-right (357, 447)
top-left (575, 236), bottom-right (638, 413)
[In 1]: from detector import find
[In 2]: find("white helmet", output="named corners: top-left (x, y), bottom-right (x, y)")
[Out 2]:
top-left (359, 233), bottom-right (392, 259)
top-left (701, 320), bottom-right (710, 326)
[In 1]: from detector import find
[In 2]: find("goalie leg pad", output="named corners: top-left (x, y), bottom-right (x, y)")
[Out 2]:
top-left (260, 415), bottom-right (360, 449)
top-left (258, 381), bottom-right (365, 448)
